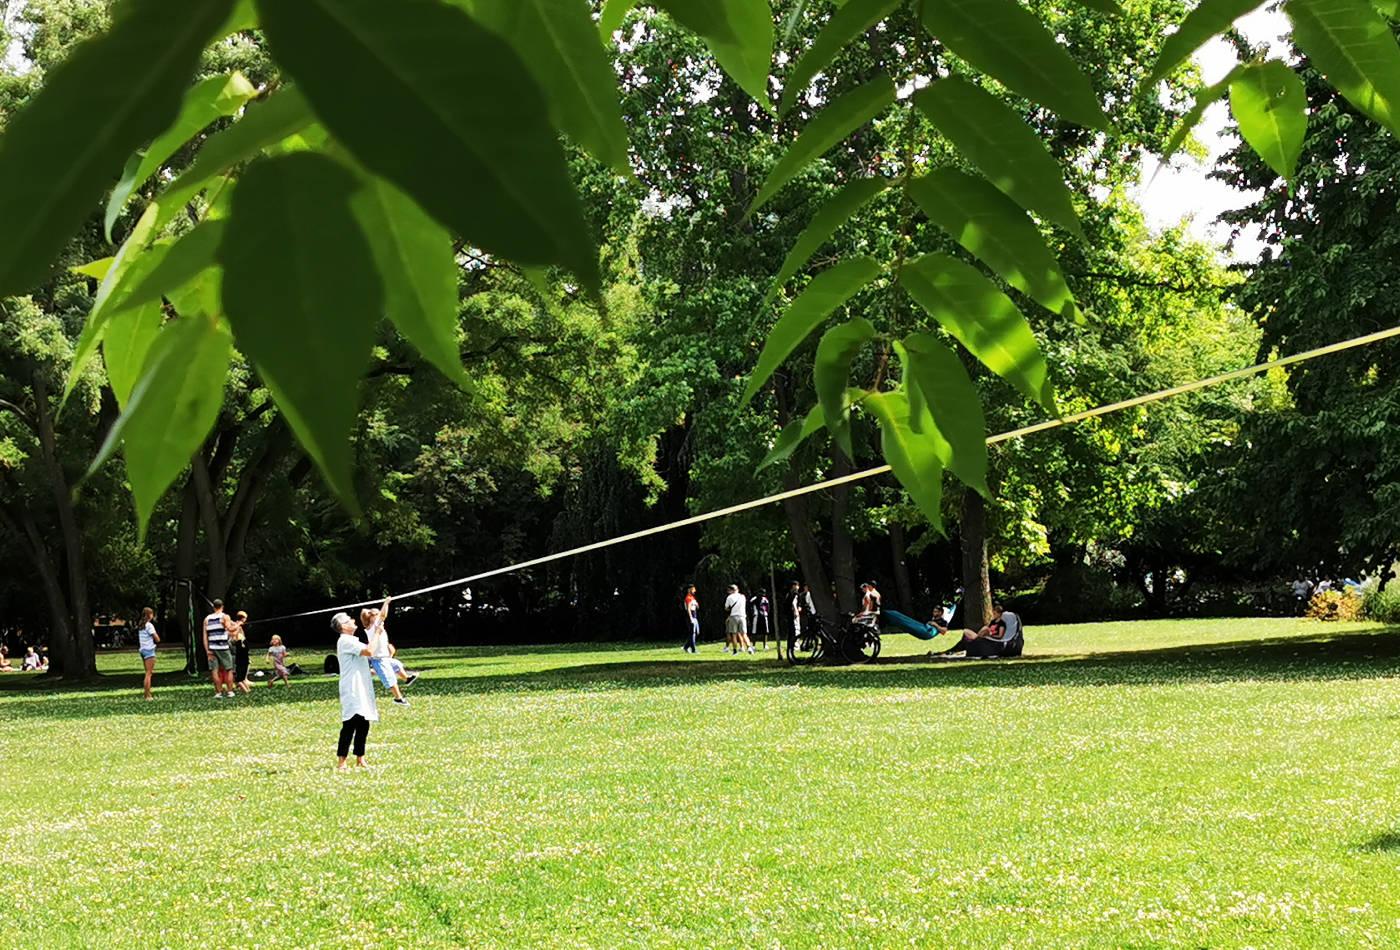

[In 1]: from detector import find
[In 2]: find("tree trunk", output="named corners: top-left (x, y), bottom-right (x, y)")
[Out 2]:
top-left (890, 521), bottom-right (914, 613)
top-left (33, 374), bottom-right (93, 677)
top-left (959, 491), bottom-right (992, 631)
top-left (780, 466), bottom-right (837, 623)
top-left (830, 449), bottom-right (858, 614)
top-left (175, 478), bottom-right (205, 673)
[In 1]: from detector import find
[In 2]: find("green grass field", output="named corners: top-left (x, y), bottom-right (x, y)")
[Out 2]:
top-left (4, 618), bottom-right (1400, 948)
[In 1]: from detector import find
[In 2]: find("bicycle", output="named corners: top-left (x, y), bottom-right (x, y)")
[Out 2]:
top-left (786, 613), bottom-right (881, 665)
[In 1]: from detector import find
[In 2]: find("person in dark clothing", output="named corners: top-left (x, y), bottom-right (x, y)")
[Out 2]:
top-left (751, 593), bottom-right (772, 650)
top-left (941, 602), bottom-right (1024, 658)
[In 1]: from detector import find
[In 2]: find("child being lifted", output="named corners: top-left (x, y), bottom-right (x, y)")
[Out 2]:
top-left (362, 596), bottom-right (410, 707)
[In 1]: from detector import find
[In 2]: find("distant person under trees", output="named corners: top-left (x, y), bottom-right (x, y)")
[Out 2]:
top-left (751, 592), bottom-right (771, 650)
top-left (941, 602), bottom-right (1024, 659)
top-left (682, 585), bottom-right (699, 654)
top-left (783, 581), bottom-right (803, 644)
top-left (723, 584), bottom-right (752, 655)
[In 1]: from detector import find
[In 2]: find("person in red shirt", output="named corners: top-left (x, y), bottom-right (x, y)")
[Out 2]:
top-left (682, 585), bottom-right (699, 653)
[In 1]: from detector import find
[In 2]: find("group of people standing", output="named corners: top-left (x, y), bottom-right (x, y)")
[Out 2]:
top-left (682, 582), bottom-right (781, 655)
top-left (200, 600), bottom-right (292, 700)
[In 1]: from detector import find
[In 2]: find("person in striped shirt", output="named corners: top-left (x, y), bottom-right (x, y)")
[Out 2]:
top-left (203, 599), bottom-right (237, 699)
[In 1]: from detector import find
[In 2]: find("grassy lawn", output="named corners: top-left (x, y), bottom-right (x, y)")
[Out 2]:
top-left (3, 617), bottom-right (1400, 948)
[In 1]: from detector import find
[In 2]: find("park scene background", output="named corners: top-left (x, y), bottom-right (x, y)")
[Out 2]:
top-left (2, 0), bottom-right (1400, 945)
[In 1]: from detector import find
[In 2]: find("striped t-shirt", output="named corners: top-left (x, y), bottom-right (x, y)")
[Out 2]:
top-left (205, 612), bottom-right (229, 649)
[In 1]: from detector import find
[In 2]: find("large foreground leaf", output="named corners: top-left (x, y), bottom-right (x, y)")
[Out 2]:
top-left (899, 253), bottom-right (1055, 412)
top-left (105, 71), bottom-right (257, 242)
top-left (813, 318), bottom-right (876, 458)
top-left (914, 77), bottom-right (1083, 238)
top-left (0, 0), bottom-right (234, 296)
top-left (779, 0), bottom-right (901, 115)
top-left (1230, 60), bottom-right (1308, 180)
top-left (599, 0), bottom-right (637, 36)
top-left (218, 153), bottom-right (384, 514)
top-left (863, 390), bottom-right (945, 529)
top-left (256, 0), bottom-right (598, 288)
top-left (901, 332), bottom-right (988, 494)
top-left (759, 403), bottom-right (826, 470)
top-left (102, 302), bottom-right (166, 410)
top-left (919, 0), bottom-right (1110, 130)
top-left (1161, 67), bottom-right (1241, 160)
top-left (351, 175), bottom-right (470, 389)
top-left (749, 74), bottom-right (895, 214)
top-left (153, 87), bottom-right (317, 231)
top-left (742, 256), bottom-right (882, 404)
top-left (765, 176), bottom-right (890, 305)
top-left (123, 220), bottom-right (227, 310)
top-left (90, 314), bottom-right (232, 537)
top-left (1288, 0), bottom-right (1400, 136)
top-left (906, 169), bottom-right (1080, 322)
top-left (1149, 0), bottom-right (1266, 83)
top-left (460, 0), bottom-right (630, 172)
top-left (654, 0), bottom-right (775, 105)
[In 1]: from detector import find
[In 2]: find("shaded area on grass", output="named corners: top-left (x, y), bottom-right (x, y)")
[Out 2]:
top-left (2, 625), bottom-right (1397, 724)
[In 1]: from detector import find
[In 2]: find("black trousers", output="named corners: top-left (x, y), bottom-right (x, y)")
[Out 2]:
top-left (337, 714), bottom-right (370, 757)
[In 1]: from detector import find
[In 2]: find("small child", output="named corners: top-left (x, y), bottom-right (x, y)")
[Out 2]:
top-left (266, 635), bottom-right (291, 687)
top-left (387, 643), bottom-right (419, 688)
top-left (361, 597), bottom-right (409, 707)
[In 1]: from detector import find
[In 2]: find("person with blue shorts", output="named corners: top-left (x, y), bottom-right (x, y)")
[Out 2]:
top-left (361, 596), bottom-right (409, 707)
top-left (137, 606), bottom-right (159, 701)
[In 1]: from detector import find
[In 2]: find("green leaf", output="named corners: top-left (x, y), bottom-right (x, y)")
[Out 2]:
top-left (64, 205), bottom-right (163, 402)
top-left (123, 220), bottom-right (227, 310)
top-left (1161, 67), bottom-right (1241, 160)
top-left (901, 332), bottom-right (988, 494)
top-left (862, 390), bottom-right (945, 529)
top-left (256, 0), bottom-right (599, 291)
top-left (813, 318), bottom-right (876, 458)
top-left (906, 169), bottom-right (1080, 322)
top-left (216, 0), bottom-right (258, 35)
top-left (914, 77), bottom-right (1083, 238)
top-left (599, 0), bottom-right (637, 37)
top-left (765, 176), bottom-right (890, 305)
top-left (758, 403), bottom-right (826, 470)
top-left (1149, 0), bottom-right (1265, 84)
top-left (1376, 0), bottom-right (1400, 17)
top-left (89, 314), bottom-right (232, 538)
top-left (458, 0), bottom-right (631, 172)
top-left (72, 258), bottom-right (114, 280)
top-left (350, 175), bottom-right (470, 389)
top-left (105, 72), bottom-right (258, 242)
top-left (742, 256), bottom-right (882, 405)
top-left (152, 87), bottom-right (317, 231)
top-left (1229, 60), bottom-right (1309, 180)
top-left (102, 302), bottom-right (166, 409)
top-left (919, 0), bottom-right (1110, 130)
top-left (653, 0), bottom-right (775, 105)
top-left (779, 0), bottom-right (901, 116)
top-left (218, 153), bottom-right (384, 515)
top-left (0, 0), bottom-right (235, 297)
top-left (1288, 0), bottom-right (1400, 137)
top-left (900, 253), bottom-right (1055, 412)
top-left (749, 74), bottom-right (895, 214)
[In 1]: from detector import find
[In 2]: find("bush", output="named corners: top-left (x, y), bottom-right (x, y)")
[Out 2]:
top-left (1364, 586), bottom-right (1400, 624)
top-left (1306, 589), bottom-right (1366, 622)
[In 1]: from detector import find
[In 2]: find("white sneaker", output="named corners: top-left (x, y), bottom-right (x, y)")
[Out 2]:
top-left (393, 697), bottom-right (410, 706)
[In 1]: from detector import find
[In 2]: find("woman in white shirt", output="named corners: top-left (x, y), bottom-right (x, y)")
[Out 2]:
top-left (333, 611), bottom-right (379, 770)
top-left (137, 606), bottom-right (159, 701)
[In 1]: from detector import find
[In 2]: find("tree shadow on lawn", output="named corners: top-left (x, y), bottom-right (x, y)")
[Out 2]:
top-left (3, 626), bottom-right (1398, 723)
top-left (1358, 831), bottom-right (1400, 853)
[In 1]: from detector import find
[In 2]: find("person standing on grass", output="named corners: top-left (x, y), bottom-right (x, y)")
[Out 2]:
top-left (361, 596), bottom-right (409, 707)
top-left (334, 611), bottom-right (379, 769)
top-left (751, 592), bottom-right (772, 650)
top-left (203, 599), bottom-right (237, 699)
top-left (137, 606), bottom-right (159, 700)
top-left (723, 584), bottom-right (752, 655)
top-left (783, 580), bottom-right (802, 643)
top-left (266, 635), bottom-right (292, 687)
top-left (682, 585), bottom-right (700, 653)
top-left (230, 611), bottom-right (253, 694)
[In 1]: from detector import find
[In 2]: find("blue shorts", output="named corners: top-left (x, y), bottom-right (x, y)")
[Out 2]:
top-left (368, 657), bottom-right (395, 689)
top-left (139, 648), bottom-right (156, 661)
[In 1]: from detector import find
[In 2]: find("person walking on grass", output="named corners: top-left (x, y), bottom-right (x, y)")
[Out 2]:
top-left (361, 596), bottom-right (409, 707)
top-left (203, 599), bottom-right (237, 699)
top-left (334, 611), bottom-right (379, 770)
top-left (137, 606), bottom-right (159, 701)
top-left (230, 611), bottom-right (253, 694)
top-left (682, 584), bottom-right (700, 654)
top-left (723, 584), bottom-right (752, 655)
top-left (267, 635), bottom-right (291, 687)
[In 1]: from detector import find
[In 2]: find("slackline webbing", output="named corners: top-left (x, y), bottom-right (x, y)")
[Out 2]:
top-left (250, 323), bottom-right (1400, 625)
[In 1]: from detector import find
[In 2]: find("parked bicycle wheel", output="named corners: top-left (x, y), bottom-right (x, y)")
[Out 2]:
top-left (841, 623), bottom-right (881, 663)
top-left (787, 625), bottom-right (824, 665)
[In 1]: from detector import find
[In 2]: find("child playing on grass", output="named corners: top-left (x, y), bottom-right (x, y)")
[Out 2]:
top-left (267, 635), bottom-right (291, 687)
top-left (361, 597), bottom-right (409, 706)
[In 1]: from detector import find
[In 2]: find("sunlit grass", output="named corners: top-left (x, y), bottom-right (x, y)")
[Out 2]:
top-left (3, 617), bottom-right (1399, 947)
